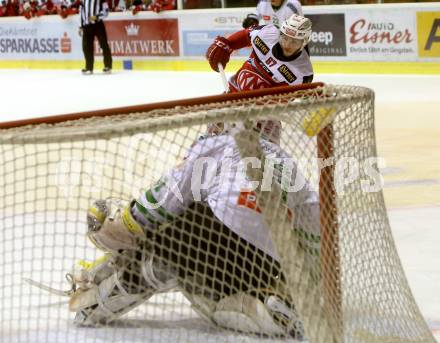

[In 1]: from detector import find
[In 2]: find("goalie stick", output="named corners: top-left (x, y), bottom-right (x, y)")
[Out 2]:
top-left (23, 275), bottom-right (76, 297)
top-left (218, 63), bottom-right (229, 92)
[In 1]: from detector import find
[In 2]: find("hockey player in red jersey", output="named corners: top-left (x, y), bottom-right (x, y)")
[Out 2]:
top-left (206, 13), bottom-right (313, 92)
top-left (206, 14), bottom-right (313, 144)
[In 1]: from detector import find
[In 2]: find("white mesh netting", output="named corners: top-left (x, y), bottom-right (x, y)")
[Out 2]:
top-left (0, 84), bottom-right (435, 343)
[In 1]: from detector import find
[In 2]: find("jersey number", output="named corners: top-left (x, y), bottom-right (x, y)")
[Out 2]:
top-left (265, 57), bottom-right (277, 67)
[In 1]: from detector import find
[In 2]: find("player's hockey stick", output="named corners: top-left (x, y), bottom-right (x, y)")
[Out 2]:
top-left (218, 63), bottom-right (229, 92)
top-left (23, 275), bottom-right (75, 297)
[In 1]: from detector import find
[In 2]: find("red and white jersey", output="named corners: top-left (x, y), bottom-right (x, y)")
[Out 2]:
top-left (256, 0), bottom-right (303, 28)
top-left (228, 24), bottom-right (313, 93)
top-left (132, 134), bottom-right (319, 261)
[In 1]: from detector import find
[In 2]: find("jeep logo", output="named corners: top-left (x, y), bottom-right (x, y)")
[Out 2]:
top-left (310, 31), bottom-right (333, 45)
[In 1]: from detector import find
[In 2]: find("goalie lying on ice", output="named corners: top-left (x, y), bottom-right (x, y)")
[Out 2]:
top-left (67, 130), bottom-right (321, 339)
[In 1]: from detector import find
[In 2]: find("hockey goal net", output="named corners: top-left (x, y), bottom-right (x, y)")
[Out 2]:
top-left (0, 83), bottom-right (435, 343)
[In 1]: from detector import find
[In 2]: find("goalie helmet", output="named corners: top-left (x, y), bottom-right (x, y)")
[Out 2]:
top-left (280, 14), bottom-right (312, 49)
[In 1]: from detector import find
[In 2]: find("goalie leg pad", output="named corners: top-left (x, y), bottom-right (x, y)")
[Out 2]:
top-left (72, 254), bottom-right (114, 291)
top-left (72, 272), bottom-right (154, 326)
top-left (70, 251), bottom-right (178, 326)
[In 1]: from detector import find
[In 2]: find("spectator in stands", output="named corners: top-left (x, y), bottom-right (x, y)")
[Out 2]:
top-left (0, 0), bottom-right (7, 16)
top-left (22, 0), bottom-right (32, 18)
top-left (22, 0), bottom-right (40, 19)
top-left (107, 0), bottom-right (119, 10)
top-left (37, 0), bottom-right (59, 15)
top-left (57, 0), bottom-right (77, 18)
top-left (129, 0), bottom-right (148, 15)
top-left (182, 0), bottom-right (220, 9)
top-left (147, 0), bottom-right (175, 12)
top-left (4, 0), bottom-right (19, 16)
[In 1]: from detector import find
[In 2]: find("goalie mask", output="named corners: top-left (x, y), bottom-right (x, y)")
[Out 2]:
top-left (279, 14), bottom-right (312, 49)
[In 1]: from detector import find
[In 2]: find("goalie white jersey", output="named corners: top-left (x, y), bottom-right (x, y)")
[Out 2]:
top-left (132, 134), bottom-right (320, 261)
top-left (256, 0), bottom-right (303, 28)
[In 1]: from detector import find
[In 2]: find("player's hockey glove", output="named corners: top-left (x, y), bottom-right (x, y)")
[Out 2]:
top-left (206, 36), bottom-right (233, 72)
top-left (242, 13), bottom-right (259, 29)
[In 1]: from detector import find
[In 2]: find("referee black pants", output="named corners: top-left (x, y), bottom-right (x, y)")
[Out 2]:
top-left (82, 20), bottom-right (112, 71)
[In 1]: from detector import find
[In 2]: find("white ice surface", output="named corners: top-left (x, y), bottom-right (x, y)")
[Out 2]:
top-left (1, 70), bottom-right (440, 122)
top-left (0, 69), bottom-right (439, 342)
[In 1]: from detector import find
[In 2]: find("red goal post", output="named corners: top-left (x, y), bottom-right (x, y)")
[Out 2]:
top-left (0, 83), bottom-right (324, 129)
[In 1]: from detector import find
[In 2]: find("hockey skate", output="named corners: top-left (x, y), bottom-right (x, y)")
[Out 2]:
top-left (69, 250), bottom-right (178, 326)
top-left (182, 287), bottom-right (304, 340)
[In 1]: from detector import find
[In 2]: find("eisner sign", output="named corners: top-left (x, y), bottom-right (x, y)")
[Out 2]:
top-left (346, 11), bottom-right (417, 59)
top-left (95, 19), bottom-right (179, 57)
top-left (350, 19), bottom-right (413, 44)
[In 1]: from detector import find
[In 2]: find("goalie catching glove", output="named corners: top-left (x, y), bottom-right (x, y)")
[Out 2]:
top-left (206, 36), bottom-right (233, 72)
top-left (86, 199), bottom-right (144, 253)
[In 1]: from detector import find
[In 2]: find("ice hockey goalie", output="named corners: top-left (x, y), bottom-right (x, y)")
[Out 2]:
top-left (56, 120), bottom-right (322, 341)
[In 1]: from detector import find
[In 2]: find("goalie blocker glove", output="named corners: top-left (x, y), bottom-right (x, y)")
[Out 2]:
top-left (206, 36), bottom-right (233, 72)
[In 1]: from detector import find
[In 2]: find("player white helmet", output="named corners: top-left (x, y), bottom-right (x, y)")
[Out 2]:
top-left (280, 14), bottom-right (312, 49)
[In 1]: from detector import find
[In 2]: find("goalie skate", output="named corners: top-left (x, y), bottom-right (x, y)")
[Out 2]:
top-left (22, 255), bottom-right (115, 300)
top-left (23, 276), bottom-right (75, 297)
top-left (184, 290), bottom-right (304, 340)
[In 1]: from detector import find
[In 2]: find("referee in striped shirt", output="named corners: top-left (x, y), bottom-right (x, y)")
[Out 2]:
top-left (79, 0), bottom-right (112, 74)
